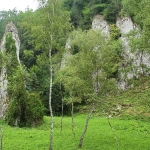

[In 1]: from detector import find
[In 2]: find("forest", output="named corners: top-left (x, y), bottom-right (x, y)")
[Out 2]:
top-left (1, 0), bottom-right (150, 149)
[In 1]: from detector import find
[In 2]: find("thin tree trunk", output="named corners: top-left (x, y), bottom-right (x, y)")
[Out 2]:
top-left (71, 101), bottom-right (75, 138)
top-left (0, 127), bottom-right (3, 150)
top-left (107, 116), bottom-right (119, 150)
top-left (99, 104), bottom-right (119, 150)
top-left (47, 3), bottom-right (55, 150)
top-left (49, 35), bottom-right (53, 150)
top-left (78, 103), bottom-right (95, 148)
top-left (60, 98), bottom-right (64, 134)
top-left (60, 82), bottom-right (63, 134)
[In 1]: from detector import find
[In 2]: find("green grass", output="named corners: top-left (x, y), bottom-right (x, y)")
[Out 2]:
top-left (1, 77), bottom-right (150, 150)
top-left (1, 115), bottom-right (150, 150)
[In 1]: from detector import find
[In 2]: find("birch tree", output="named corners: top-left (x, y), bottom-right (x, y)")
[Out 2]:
top-left (37, 0), bottom-right (71, 149)
top-left (57, 29), bottom-right (121, 148)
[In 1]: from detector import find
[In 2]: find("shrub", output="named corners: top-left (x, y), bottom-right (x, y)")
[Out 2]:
top-left (5, 93), bottom-right (44, 127)
top-left (25, 93), bottom-right (44, 127)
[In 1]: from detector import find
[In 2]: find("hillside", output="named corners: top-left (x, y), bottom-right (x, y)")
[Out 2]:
top-left (0, 0), bottom-right (150, 126)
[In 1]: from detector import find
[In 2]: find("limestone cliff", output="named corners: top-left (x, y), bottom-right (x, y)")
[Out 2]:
top-left (116, 17), bottom-right (150, 89)
top-left (0, 22), bottom-right (20, 119)
top-left (92, 15), bottom-right (109, 37)
top-left (92, 15), bottom-right (150, 90)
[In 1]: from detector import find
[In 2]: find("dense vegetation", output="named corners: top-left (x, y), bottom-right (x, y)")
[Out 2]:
top-left (64, 0), bottom-right (122, 29)
top-left (0, 0), bottom-right (150, 131)
top-left (1, 0), bottom-right (150, 149)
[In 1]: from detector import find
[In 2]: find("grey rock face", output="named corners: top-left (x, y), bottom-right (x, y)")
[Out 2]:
top-left (92, 15), bottom-right (150, 90)
top-left (92, 15), bottom-right (110, 37)
top-left (0, 22), bottom-right (20, 119)
top-left (116, 17), bottom-right (150, 89)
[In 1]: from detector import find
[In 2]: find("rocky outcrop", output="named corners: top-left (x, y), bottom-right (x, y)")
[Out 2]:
top-left (92, 15), bottom-right (110, 37)
top-left (91, 15), bottom-right (150, 90)
top-left (116, 17), bottom-right (137, 34)
top-left (116, 17), bottom-right (139, 89)
top-left (62, 15), bottom-right (150, 91)
top-left (116, 17), bottom-right (150, 89)
top-left (61, 38), bottom-right (71, 68)
top-left (0, 22), bottom-right (20, 119)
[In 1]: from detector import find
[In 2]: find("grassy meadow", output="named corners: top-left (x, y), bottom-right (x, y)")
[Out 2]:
top-left (1, 77), bottom-right (150, 150)
top-left (1, 115), bottom-right (150, 150)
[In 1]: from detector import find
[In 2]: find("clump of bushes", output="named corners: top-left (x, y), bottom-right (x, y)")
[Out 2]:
top-left (5, 93), bottom-right (44, 127)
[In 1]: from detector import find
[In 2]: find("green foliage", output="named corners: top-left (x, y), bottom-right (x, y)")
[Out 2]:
top-left (25, 93), bottom-right (44, 126)
top-left (6, 95), bottom-right (43, 127)
top-left (5, 34), bottom-right (19, 76)
top-left (63, 0), bottom-right (122, 29)
top-left (103, 0), bottom-right (122, 23)
top-left (102, 40), bottom-right (122, 78)
top-left (57, 66), bottom-right (87, 103)
top-left (17, 9), bottom-right (44, 68)
top-left (3, 33), bottom-right (44, 127)
top-left (121, 0), bottom-right (150, 30)
top-left (6, 67), bottom-right (44, 127)
top-left (121, 0), bottom-right (150, 57)
top-left (51, 82), bottom-right (69, 116)
top-left (57, 29), bottom-right (122, 104)
top-left (109, 24), bottom-right (121, 40)
top-left (23, 50), bottom-right (35, 69)
top-left (0, 51), bottom-right (4, 70)
top-left (71, 44), bottom-right (80, 55)
top-left (5, 34), bottom-right (16, 54)
top-left (6, 66), bottom-right (28, 127)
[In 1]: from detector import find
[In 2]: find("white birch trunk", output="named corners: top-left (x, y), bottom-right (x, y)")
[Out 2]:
top-left (47, 3), bottom-right (55, 150)
top-left (49, 35), bottom-right (53, 150)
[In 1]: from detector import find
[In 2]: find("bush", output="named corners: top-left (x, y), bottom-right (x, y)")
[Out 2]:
top-left (25, 93), bottom-right (44, 127)
top-left (5, 93), bottom-right (44, 127)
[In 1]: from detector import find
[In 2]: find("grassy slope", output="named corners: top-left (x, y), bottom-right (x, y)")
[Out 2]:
top-left (97, 76), bottom-right (150, 120)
